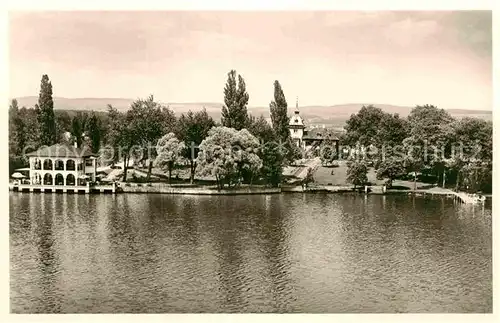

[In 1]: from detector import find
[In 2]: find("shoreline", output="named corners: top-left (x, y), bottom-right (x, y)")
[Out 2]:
top-left (9, 182), bottom-right (491, 201)
top-left (119, 183), bottom-right (281, 195)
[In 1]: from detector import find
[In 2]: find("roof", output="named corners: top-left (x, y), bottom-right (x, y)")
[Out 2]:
top-left (302, 128), bottom-right (340, 141)
top-left (26, 144), bottom-right (97, 158)
top-left (289, 110), bottom-right (305, 127)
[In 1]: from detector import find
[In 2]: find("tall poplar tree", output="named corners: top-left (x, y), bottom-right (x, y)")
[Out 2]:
top-left (71, 112), bottom-right (88, 148)
top-left (87, 112), bottom-right (102, 154)
top-left (37, 74), bottom-right (57, 146)
top-left (9, 99), bottom-right (26, 157)
top-left (269, 80), bottom-right (300, 164)
top-left (221, 70), bottom-right (249, 130)
top-left (269, 80), bottom-right (290, 143)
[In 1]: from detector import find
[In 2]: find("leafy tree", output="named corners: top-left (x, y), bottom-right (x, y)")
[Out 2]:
top-left (284, 139), bottom-right (303, 165)
top-left (401, 142), bottom-right (422, 191)
top-left (55, 111), bottom-right (72, 143)
top-left (154, 132), bottom-right (186, 183)
top-left (376, 157), bottom-right (405, 188)
top-left (55, 111), bottom-right (72, 130)
top-left (319, 141), bottom-right (337, 166)
top-left (378, 113), bottom-right (409, 149)
top-left (175, 108), bottom-right (216, 183)
top-left (405, 105), bottom-right (454, 187)
top-left (105, 104), bottom-right (134, 181)
top-left (19, 107), bottom-right (40, 153)
top-left (9, 99), bottom-right (26, 157)
top-left (342, 105), bottom-right (409, 165)
top-left (260, 141), bottom-right (285, 187)
top-left (161, 105), bottom-right (177, 134)
top-left (221, 70), bottom-right (249, 130)
top-left (36, 74), bottom-right (57, 146)
top-left (126, 95), bottom-right (173, 180)
top-left (87, 112), bottom-right (102, 154)
top-left (247, 114), bottom-right (276, 143)
top-left (346, 160), bottom-right (368, 189)
top-left (342, 105), bottom-right (387, 148)
top-left (71, 112), bottom-right (88, 148)
top-left (196, 126), bottom-right (262, 189)
top-left (269, 80), bottom-right (290, 143)
top-left (447, 118), bottom-right (492, 192)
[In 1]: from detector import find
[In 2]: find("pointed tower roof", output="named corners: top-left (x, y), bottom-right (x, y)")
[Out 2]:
top-left (289, 96), bottom-right (305, 128)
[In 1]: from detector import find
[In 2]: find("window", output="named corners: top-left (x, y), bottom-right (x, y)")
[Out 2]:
top-left (294, 129), bottom-right (297, 133)
top-left (66, 159), bottom-right (76, 171)
top-left (294, 119), bottom-right (298, 123)
top-left (33, 158), bottom-right (42, 170)
top-left (54, 160), bottom-right (64, 171)
top-left (85, 159), bottom-right (93, 166)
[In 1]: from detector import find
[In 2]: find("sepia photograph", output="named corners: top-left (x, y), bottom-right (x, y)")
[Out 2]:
top-left (7, 9), bottom-right (493, 314)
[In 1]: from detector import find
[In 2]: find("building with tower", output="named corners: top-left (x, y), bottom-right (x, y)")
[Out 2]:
top-left (289, 98), bottom-right (306, 148)
top-left (288, 98), bottom-right (340, 154)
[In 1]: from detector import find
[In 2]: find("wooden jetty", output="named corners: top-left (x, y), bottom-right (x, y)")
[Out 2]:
top-left (9, 183), bottom-right (116, 194)
top-left (412, 187), bottom-right (485, 204)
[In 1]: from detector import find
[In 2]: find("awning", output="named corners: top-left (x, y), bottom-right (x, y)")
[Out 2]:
top-left (15, 167), bottom-right (30, 172)
top-left (11, 172), bottom-right (26, 179)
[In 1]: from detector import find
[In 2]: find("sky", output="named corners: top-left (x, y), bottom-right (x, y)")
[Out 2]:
top-left (8, 11), bottom-right (492, 110)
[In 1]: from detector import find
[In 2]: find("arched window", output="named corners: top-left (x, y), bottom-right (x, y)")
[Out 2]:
top-left (43, 173), bottom-right (53, 185)
top-left (32, 173), bottom-right (42, 185)
top-left (55, 160), bottom-right (64, 171)
top-left (55, 174), bottom-right (64, 186)
top-left (43, 159), bottom-right (53, 170)
top-left (33, 158), bottom-right (42, 170)
top-left (66, 174), bottom-right (76, 186)
top-left (66, 159), bottom-right (76, 171)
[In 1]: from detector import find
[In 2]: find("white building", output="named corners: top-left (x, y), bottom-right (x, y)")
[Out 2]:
top-left (289, 108), bottom-right (306, 147)
top-left (25, 144), bottom-right (98, 187)
top-left (288, 103), bottom-right (340, 153)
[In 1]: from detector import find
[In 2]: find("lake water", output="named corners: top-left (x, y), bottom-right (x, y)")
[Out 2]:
top-left (9, 192), bottom-right (492, 313)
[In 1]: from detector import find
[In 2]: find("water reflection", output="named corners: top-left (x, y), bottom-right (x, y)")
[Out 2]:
top-left (36, 194), bottom-right (61, 313)
top-left (10, 193), bottom-right (492, 313)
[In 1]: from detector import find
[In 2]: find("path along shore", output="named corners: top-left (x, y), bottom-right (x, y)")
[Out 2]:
top-left (117, 182), bottom-right (490, 203)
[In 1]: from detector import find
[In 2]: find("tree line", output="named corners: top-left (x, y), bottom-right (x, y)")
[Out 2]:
top-left (9, 75), bottom-right (104, 173)
top-left (8, 72), bottom-right (299, 188)
top-left (9, 74), bottom-right (492, 193)
top-left (336, 105), bottom-right (492, 193)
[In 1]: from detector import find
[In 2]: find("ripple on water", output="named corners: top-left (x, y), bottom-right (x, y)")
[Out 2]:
top-left (9, 193), bottom-right (492, 313)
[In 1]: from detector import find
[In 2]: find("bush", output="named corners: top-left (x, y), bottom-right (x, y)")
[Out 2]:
top-left (127, 173), bottom-right (152, 184)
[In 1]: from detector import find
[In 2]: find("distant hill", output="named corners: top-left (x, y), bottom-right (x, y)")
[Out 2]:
top-left (13, 96), bottom-right (492, 129)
